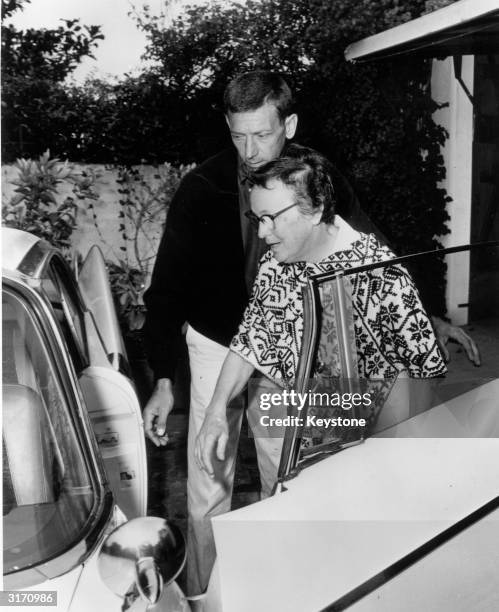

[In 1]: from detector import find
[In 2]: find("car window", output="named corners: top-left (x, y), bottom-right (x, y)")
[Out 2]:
top-left (41, 256), bottom-right (88, 372)
top-left (78, 244), bottom-right (129, 372)
top-left (279, 242), bottom-right (499, 477)
top-left (2, 285), bottom-right (96, 576)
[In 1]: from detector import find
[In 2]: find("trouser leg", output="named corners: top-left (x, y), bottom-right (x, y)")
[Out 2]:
top-left (185, 326), bottom-right (243, 597)
top-left (247, 377), bottom-right (285, 500)
top-left (253, 434), bottom-right (284, 499)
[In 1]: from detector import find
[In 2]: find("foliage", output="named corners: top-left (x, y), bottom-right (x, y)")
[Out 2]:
top-left (423, 0), bottom-right (456, 13)
top-left (1, 0), bottom-right (103, 160)
top-left (1, 150), bottom-right (89, 254)
top-left (89, 163), bottom-right (194, 331)
top-left (2, 0), bottom-right (103, 80)
top-left (2, 0), bottom-right (457, 311)
top-left (61, 74), bottom-right (184, 165)
top-left (133, 0), bottom-right (452, 311)
top-left (2, 150), bottom-right (193, 331)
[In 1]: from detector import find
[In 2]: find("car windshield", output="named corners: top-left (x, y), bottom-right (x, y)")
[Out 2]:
top-left (278, 242), bottom-right (499, 477)
top-left (2, 286), bottom-right (95, 575)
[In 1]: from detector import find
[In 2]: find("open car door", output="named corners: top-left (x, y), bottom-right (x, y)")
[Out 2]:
top-left (74, 246), bottom-right (147, 519)
top-left (208, 241), bottom-right (499, 612)
top-left (78, 245), bottom-right (127, 372)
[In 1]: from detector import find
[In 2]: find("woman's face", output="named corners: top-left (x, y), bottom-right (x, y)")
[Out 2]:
top-left (250, 179), bottom-right (321, 263)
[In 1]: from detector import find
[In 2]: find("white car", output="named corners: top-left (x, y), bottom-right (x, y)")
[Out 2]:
top-left (2, 228), bottom-right (189, 611)
top-left (6, 228), bottom-right (498, 611)
top-left (205, 241), bottom-right (499, 612)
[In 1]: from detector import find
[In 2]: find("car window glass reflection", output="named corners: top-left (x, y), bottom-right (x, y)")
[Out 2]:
top-left (42, 257), bottom-right (87, 372)
top-left (289, 244), bottom-right (499, 471)
top-left (2, 289), bottom-right (94, 575)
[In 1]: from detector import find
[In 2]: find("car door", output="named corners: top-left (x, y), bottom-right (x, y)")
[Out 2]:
top-left (77, 245), bottom-right (127, 372)
top-left (278, 240), bottom-right (499, 610)
top-left (209, 242), bottom-right (499, 612)
top-left (2, 276), bottom-right (116, 591)
top-left (43, 252), bottom-right (147, 519)
top-left (280, 241), bottom-right (499, 475)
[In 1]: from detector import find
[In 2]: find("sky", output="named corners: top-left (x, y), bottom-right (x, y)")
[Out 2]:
top-left (7, 0), bottom-right (211, 82)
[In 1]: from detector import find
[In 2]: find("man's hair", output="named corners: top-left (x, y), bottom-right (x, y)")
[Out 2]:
top-left (249, 144), bottom-right (337, 224)
top-left (223, 70), bottom-right (294, 122)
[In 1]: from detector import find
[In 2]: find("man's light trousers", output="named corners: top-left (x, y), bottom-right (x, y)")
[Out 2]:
top-left (185, 325), bottom-right (282, 596)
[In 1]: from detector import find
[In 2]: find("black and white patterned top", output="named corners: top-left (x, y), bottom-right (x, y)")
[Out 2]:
top-left (231, 220), bottom-right (446, 385)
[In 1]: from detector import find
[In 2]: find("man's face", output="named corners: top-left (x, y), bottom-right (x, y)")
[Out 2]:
top-left (250, 179), bottom-right (321, 264)
top-left (226, 103), bottom-right (297, 170)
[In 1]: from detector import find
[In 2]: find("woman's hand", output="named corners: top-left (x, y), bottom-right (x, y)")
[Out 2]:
top-left (195, 408), bottom-right (229, 478)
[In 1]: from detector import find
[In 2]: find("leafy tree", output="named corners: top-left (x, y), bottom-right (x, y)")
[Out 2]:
top-left (2, 0), bottom-right (456, 311)
top-left (424, 0), bottom-right (456, 13)
top-left (66, 73), bottom-right (185, 164)
top-left (1, 150), bottom-right (91, 255)
top-left (1, 0), bottom-right (103, 160)
top-left (133, 0), bottom-right (452, 312)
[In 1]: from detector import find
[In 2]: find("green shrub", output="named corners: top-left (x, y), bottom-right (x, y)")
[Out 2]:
top-left (2, 150), bottom-right (91, 255)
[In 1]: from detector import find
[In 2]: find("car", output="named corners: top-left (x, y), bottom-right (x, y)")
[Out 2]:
top-left (203, 241), bottom-right (499, 612)
top-left (2, 227), bottom-right (189, 611)
top-left (7, 228), bottom-right (497, 611)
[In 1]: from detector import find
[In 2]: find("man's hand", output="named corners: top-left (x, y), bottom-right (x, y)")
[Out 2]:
top-left (195, 409), bottom-right (229, 478)
top-left (432, 316), bottom-right (481, 366)
top-left (143, 378), bottom-right (175, 447)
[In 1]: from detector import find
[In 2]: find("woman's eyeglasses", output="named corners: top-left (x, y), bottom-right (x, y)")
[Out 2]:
top-left (245, 202), bottom-right (299, 230)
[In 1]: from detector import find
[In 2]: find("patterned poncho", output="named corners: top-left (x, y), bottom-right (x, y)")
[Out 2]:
top-left (231, 218), bottom-right (446, 385)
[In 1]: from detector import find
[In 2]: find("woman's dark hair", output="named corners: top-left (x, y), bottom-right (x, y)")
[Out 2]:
top-left (249, 144), bottom-right (337, 224)
top-left (223, 71), bottom-right (294, 122)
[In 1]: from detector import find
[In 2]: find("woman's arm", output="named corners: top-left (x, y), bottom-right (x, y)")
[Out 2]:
top-left (195, 350), bottom-right (255, 477)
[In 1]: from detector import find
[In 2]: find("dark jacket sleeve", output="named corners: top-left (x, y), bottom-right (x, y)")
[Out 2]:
top-left (142, 171), bottom-right (208, 382)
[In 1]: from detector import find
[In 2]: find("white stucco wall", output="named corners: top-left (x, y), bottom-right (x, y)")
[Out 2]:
top-left (1, 163), bottom-right (180, 286)
top-left (432, 55), bottom-right (475, 324)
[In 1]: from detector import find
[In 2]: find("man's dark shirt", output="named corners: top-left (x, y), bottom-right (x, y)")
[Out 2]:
top-left (143, 148), bottom-right (256, 382)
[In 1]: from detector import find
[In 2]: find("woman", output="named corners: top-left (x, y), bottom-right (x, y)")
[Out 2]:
top-left (195, 145), bottom-right (446, 477)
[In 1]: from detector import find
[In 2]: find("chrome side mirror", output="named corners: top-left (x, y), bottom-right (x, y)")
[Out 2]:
top-left (98, 517), bottom-right (185, 605)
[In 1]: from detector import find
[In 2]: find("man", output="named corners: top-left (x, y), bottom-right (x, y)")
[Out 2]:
top-left (143, 72), bottom-right (297, 599)
top-left (142, 70), bottom-right (479, 599)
